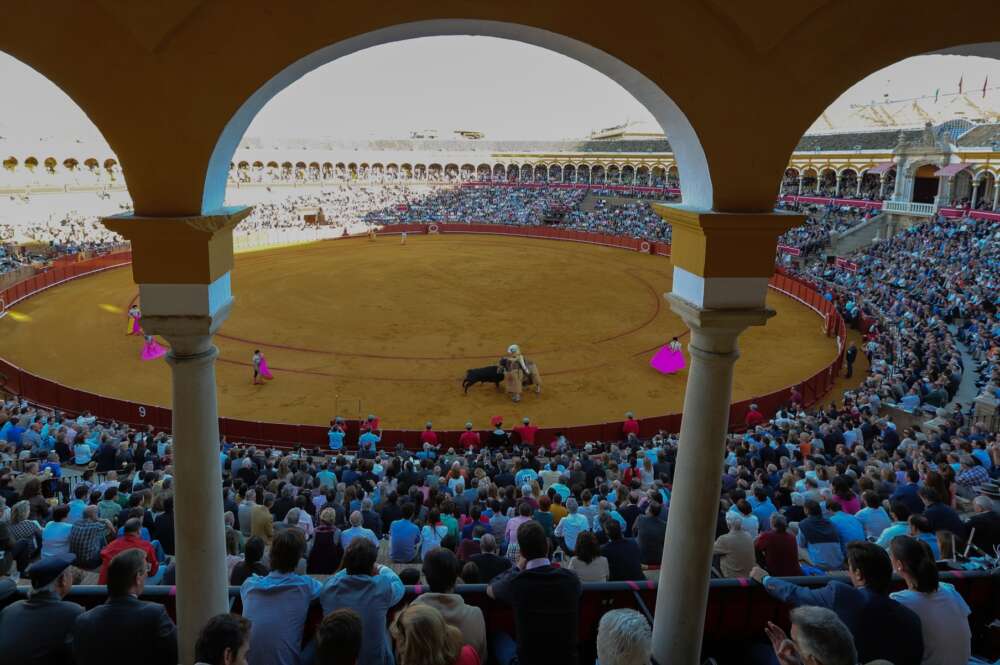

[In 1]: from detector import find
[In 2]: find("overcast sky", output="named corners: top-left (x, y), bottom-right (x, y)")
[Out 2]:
top-left (1, 38), bottom-right (999, 143)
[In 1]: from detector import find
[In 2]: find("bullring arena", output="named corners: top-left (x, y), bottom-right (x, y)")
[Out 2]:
top-left (0, 227), bottom-right (839, 431)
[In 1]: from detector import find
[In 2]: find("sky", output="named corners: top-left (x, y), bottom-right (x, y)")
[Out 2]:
top-left (1, 38), bottom-right (1000, 144)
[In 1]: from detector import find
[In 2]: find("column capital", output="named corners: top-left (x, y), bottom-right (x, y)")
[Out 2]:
top-left (652, 206), bottom-right (801, 309)
top-left (650, 205), bottom-right (802, 279)
top-left (102, 207), bottom-right (251, 331)
top-left (102, 206), bottom-right (252, 285)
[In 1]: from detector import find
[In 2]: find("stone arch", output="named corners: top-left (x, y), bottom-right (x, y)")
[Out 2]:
top-left (519, 164), bottom-right (532, 181)
top-left (492, 164), bottom-right (504, 180)
top-left (476, 163), bottom-right (491, 180)
top-left (204, 19), bottom-right (711, 212)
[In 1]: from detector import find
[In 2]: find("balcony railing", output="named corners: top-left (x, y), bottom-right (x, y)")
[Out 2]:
top-left (882, 200), bottom-right (936, 216)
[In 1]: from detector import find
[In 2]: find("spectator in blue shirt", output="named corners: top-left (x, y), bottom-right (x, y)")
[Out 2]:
top-left (890, 469), bottom-right (923, 516)
top-left (876, 501), bottom-right (912, 549)
top-left (327, 422), bottom-right (345, 452)
top-left (389, 503), bottom-right (421, 563)
top-left (855, 491), bottom-right (892, 540)
top-left (240, 528), bottom-right (321, 665)
top-left (554, 498), bottom-right (590, 553)
top-left (750, 485), bottom-right (777, 531)
top-left (340, 511), bottom-right (378, 550)
top-left (828, 501), bottom-right (865, 547)
top-left (320, 538), bottom-right (405, 665)
top-left (358, 430), bottom-right (380, 458)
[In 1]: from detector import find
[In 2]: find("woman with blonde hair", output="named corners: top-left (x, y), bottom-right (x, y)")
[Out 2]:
top-left (390, 603), bottom-right (479, 665)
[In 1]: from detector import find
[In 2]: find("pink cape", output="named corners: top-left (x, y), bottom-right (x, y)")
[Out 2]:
top-left (650, 345), bottom-right (686, 375)
top-left (127, 315), bottom-right (142, 335)
top-left (141, 338), bottom-right (166, 361)
top-left (259, 356), bottom-right (274, 380)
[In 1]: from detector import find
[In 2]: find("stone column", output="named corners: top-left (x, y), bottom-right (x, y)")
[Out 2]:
top-left (855, 175), bottom-right (863, 197)
top-left (649, 206), bottom-right (800, 665)
top-left (103, 207), bottom-right (250, 665)
top-left (797, 175), bottom-right (803, 196)
top-left (971, 180), bottom-right (979, 208)
top-left (992, 182), bottom-right (999, 211)
top-left (835, 174), bottom-right (842, 197)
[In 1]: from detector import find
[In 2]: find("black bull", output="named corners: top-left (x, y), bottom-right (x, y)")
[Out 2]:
top-left (462, 365), bottom-right (504, 393)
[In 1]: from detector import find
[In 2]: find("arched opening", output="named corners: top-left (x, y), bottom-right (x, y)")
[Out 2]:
top-left (621, 164), bottom-right (635, 185)
top-left (476, 163), bottom-right (491, 180)
top-left (386, 163), bottom-right (399, 179)
top-left (592, 165), bottom-right (605, 184)
top-left (400, 163), bottom-right (412, 179)
top-left (577, 164), bottom-right (591, 183)
top-left (666, 165), bottom-right (679, 188)
top-left (974, 170), bottom-right (998, 210)
top-left (635, 165), bottom-right (649, 186)
top-left (506, 163), bottom-right (518, 182)
top-left (912, 163), bottom-right (943, 203)
top-left (651, 165), bottom-right (665, 186)
top-left (549, 164), bottom-right (562, 182)
top-left (781, 168), bottom-right (799, 195)
top-left (817, 168), bottom-right (836, 196)
top-left (533, 164), bottom-right (546, 182)
top-left (838, 168), bottom-right (858, 198)
top-left (206, 21), bottom-right (710, 213)
top-left (607, 164), bottom-right (621, 184)
top-left (444, 163), bottom-right (458, 180)
top-left (322, 162), bottom-right (333, 179)
top-left (519, 164), bottom-right (532, 181)
top-left (800, 167), bottom-right (817, 194)
top-left (492, 164), bottom-right (504, 180)
top-left (564, 164), bottom-right (576, 183)
top-left (428, 163), bottom-right (442, 180)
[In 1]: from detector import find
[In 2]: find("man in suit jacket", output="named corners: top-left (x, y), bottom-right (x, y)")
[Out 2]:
top-left (72, 548), bottom-right (178, 665)
top-left (0, 553), bottom-right (83, 664)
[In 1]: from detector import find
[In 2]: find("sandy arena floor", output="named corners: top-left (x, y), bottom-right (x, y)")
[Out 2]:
top-left (0, 235), bottom-right (838, 429)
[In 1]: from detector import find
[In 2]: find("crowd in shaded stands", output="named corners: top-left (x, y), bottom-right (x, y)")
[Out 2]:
top-left (798, 214), bottom-right (1000, 416)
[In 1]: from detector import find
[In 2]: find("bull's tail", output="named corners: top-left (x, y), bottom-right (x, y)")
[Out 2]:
top-left (462, 378), bottom-right (472, 394)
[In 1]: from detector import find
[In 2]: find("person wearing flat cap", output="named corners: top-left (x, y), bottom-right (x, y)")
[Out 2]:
top-left (0, 552), bottom-right (84, 664)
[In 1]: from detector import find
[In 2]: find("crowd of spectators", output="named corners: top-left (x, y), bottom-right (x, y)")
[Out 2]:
top-left (774, 204), bottom-right (874, 255)
top-left (798, 214), bottom-right (1000, 419)
top-left (3, 181), bottom-right (1000, 661)
top-left (0, 354), bottom-right (998, 662)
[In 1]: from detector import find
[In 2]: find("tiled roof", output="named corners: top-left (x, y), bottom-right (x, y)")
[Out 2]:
top-left (242, 137), bottom-right (672, 154)
top-left (793, 129), bottom-right (922, 152)
top-left (956, 124), bottom-right (1000, 147)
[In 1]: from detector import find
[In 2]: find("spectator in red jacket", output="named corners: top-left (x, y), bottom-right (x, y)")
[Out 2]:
top-left (745, 404), bottom-right (765, 428)
top-left (98, 518), bottom-right (158, 584)
top-left (458, 422), bottom-right (480, 451)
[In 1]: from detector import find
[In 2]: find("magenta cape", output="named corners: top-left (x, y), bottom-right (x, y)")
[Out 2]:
top-left (259, 356), bottom-right (274, 380)
top-left (141, 338), bottom-right (166, 361)
top-left (127, 315), bottom-right (142, 335)
top-left (650, 345), bottom-right (686, 375)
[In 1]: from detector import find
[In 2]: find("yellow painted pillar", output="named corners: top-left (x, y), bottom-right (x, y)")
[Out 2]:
top-left (103, 207), bottom-right (251, 665)
top-left (649, 204), bottom-right (802, 665)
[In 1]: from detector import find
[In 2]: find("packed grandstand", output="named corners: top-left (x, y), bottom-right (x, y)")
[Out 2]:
top-left (2, 117), bottom-right (1000, 665)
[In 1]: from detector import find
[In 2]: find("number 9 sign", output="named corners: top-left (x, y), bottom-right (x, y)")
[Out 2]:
top-left (138, 406), bottom-right (147, 418)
